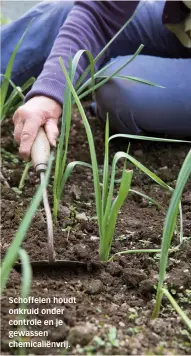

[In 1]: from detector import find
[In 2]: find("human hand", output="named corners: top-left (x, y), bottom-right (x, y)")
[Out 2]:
top-left (13, 96), bottom-right (62, 161)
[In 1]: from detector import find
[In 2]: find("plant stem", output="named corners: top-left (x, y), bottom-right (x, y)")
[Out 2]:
top-left (152, 285), bottom-right (163, 319)
top-left (109, 248), bottom-right (178, 261)
top-left (53, 197), bottom-right (59, 221)
top-left (153, 150), bottom-right (191, 319)
top-left (162, 288), bottom-right (191, 329)
top-left (18, 162), bottom-right (32, 191)
top-left (99, 242), bottom-right (109, 262)
top-left (1, 154), bottom-right (53, 294)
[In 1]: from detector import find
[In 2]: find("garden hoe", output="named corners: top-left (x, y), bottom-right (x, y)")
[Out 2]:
top-left (15, 128), bottom-right (88, 271)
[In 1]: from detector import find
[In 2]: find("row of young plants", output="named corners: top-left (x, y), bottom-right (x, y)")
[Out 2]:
top-left (58, 56), bottom-right (191, 329)
top-left (1, 10), bottom-right (191, 334)
top-left (0, 20), bottom-right (35, 121)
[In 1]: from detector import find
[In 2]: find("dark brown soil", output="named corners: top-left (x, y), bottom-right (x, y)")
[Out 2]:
top-left (1, 102), bottom-right (191, 355)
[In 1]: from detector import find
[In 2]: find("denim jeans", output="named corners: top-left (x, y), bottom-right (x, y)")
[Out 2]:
top-left (1, 1), bottom-right (191, 136)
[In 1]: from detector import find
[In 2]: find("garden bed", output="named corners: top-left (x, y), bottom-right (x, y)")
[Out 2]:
top-left (1, 102), bottom-right (191, 355)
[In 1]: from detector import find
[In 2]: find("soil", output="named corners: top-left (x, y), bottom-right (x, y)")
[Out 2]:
top-left (1, 102), bottom-right (191, 355)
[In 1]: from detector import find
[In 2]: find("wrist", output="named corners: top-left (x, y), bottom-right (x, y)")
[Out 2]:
top-left (25, 78), bottom-right (65, 109)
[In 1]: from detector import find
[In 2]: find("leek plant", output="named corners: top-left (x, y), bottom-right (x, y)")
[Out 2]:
top-left (53, 47), bottom-right (162, 220)
top-left (74, 0), bottom-right (148, 92)
top-left (162, 288), bottom-right (191, 329)
top-left (59, 58), bottom-right (186, 262)
top-left (17, 248), bottom-right (32, 356)
top-left (18, 249), bottom-right (32, 304)
top-left (53, 52), bottom-right (95, 219)
top-left (62, 69), bottom-right (191, 327)
top-left (52, 1), bottom-right (163, 220)
top-left (0, 20), bottom-right (34, 121)
top-left (1, 77), bottom-right (35, 121)
top-left (152, 149), bottom-right (191, 329)
top-left (0, 153), bottom-right (53, 294)
top-left (109, 133), bottom-right (191, 245)
top-left (18, 161), bottom-right (32, 192)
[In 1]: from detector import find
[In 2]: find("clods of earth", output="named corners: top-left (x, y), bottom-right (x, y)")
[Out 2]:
top-left (1, 102), bottom-right (191, 355)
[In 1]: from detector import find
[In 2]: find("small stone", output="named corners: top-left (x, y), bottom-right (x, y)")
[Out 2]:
top-left (121, 303), bottom-right (129, 312)
top-left (59, 205), bottom-right (70, 218)
top-left (150, 319), bottom-right (167, 334)
top-left (68, 322), bottom-right (96, 346)
top-left (123, 268), bottom-right (147, 287)
top-left (135, 317), bottom-right (144, 326)
top-left (90, 235), bottom-right (99, 241)
top-left (109, 303), bottom-right (119, 312)
top-left (140, 198), bottom-right (149, 208)
top-left (76, 212), bottom-right (88, 221)
top-left (106, 262), bottom-right (122, 276)
top-left (127, 217), bottom-right (142, 229)
top-left (71, 129), bottom-right (77, 136)
top-left (159, 166), bottom-right (168, 171)
top-left (113, 293), bottom-right (124, 302)
top-left (139, 279), bottom-right (156, 295)
top-left (148, 332), bottom-right (160, 343)
top-left (74, 244), bottom-right (90, 259)
top-left (119, 321), bottom-right (125, 327)
top-left (100, 271), bottom-right (113, 286)
top-left (86, 279), bottom-right (103, 294)
top-left (80, 220), bottom-right (93, 232)
top-left (75, 231), bottom-right (84, 240)
top-left (71, 185), bottom-right (81, 200)
top-left (167, 269), bottom-right (191, 290)
top-left (134, 149), bottom-right (143, 157)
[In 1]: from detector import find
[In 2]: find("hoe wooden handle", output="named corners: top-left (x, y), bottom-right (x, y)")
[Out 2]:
top-left (31, 127), bottom-right (50, 173)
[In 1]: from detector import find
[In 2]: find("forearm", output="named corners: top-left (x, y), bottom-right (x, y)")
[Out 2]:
top-left (26, 1), bottom-right (139, 104)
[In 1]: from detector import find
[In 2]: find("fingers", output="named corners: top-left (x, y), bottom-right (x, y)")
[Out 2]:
top-left (13, 110), bottom-right (24, 144)
top-left (19, 117), bottom-right (41, 161)
top-left (14, 120), bottom-right (24, 144)
top-left (12, 97), bottom-right (61, 160)
top-left (44, 117), bottom-right (59, 147)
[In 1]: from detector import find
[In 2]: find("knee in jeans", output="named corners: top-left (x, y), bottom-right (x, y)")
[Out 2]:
top-left (95, 80), bottom-right (142, 135)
